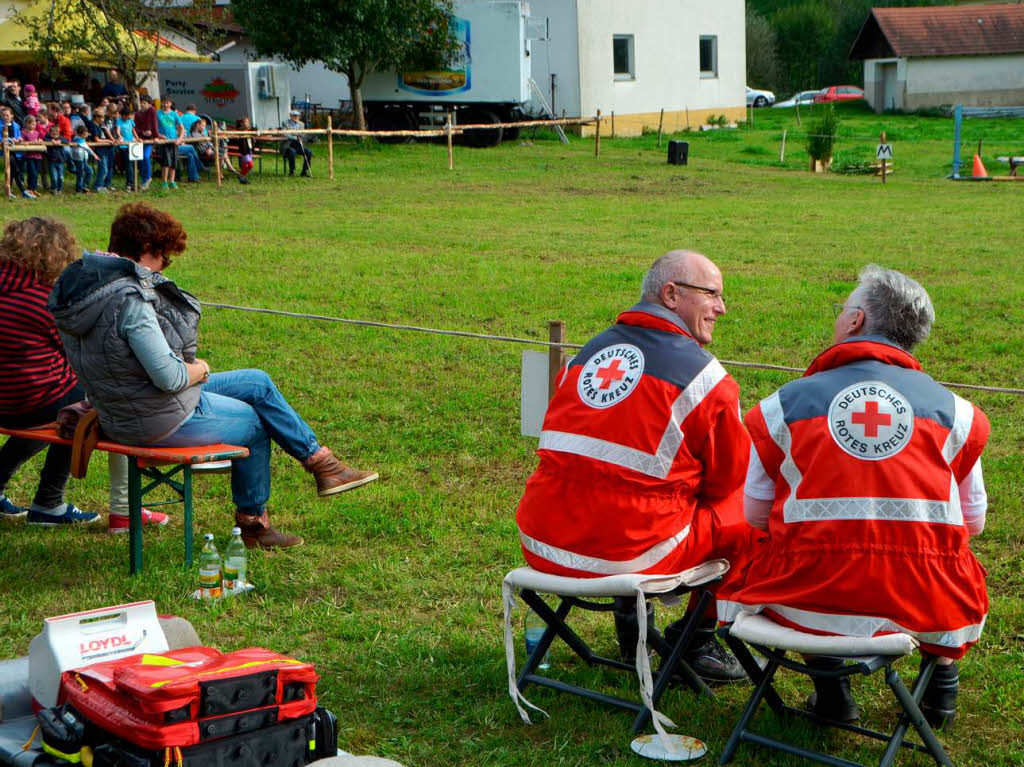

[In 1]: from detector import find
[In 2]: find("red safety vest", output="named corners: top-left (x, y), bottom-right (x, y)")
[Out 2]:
top-left (515, 302), bottom-right (750, 577)
top-left (726, 336), bottom-right (989, 658)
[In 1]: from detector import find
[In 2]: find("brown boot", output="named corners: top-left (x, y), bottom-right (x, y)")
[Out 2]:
top-left (234, 511), bottom-right (303, 549)
top-left (303, 447), bottom-right (379, 497)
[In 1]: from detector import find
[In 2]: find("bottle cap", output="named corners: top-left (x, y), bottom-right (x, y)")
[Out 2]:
top-left (231, 526), bottom-right (241, 535)
top-left (204, 533), bottom-right (214, 540)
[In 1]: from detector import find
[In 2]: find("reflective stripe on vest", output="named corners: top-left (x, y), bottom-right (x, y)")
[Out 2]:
top-left (717, 600), bottom-right (985, 649)
top-left (520, 524), bottom-right (691, 575)
top-left (538, 359), bottom-right (726, 479)
top-left (760, 390), bottom-right (969, 527)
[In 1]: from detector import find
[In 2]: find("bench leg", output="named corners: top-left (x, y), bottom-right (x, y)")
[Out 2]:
top-left (183, 465), bottom-right (194, 567)
top-left (128, 459), bottom-right (143, 575)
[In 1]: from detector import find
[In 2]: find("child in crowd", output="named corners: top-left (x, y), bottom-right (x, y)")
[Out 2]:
top-left (234, 115), bottom-right (254, 181)
top-left (191, 119), bottom-right (214, 166)
top-left (20, 115), bottom-right (44, 196)
top-left (45, 123), bottom-right (66, 193)
top-left (155, 98), bottom-right (183, 189)
top-left (213, 119), bottom-right (248, 185)
top-left (1, 106), bottom-right (31, 199)
top-left (22, 83), bottom-right (39, 117)
top-left (88, 106), bottom-right (114, 192)
top-left (116, 103), bottom-right (139, 190)
top-left (68, 103), bottom-right (85, 130)
top-left (70, 125), bottom-right (98, 193)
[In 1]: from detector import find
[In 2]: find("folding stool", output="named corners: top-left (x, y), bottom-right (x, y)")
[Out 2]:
top-left (719, 612), bottom-right (953, 767)
top-left (502, 559), bottom-right (729, 737)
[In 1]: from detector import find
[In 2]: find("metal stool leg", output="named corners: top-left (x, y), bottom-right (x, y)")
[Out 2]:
top-left (719, 659), bottom-right (780, 765)
top-left (128, 459), bottom-right (143, 575)
top-left (884, 665), bottom-right (952, 767)
top-left (183, 464), bottom-right (194, 566)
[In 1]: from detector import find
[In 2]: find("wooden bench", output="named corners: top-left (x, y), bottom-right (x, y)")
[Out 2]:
top-left (0, 426), bottom-right (248, 575)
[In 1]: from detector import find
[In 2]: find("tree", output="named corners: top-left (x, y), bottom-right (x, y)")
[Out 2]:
top-left (746, 6), bottom-right (780, 93)
top-left (14, 0), bottom-right (221, 104)
top-left (772, 2), bottom-right (835, 92)
top-left (230, 0), bottom-right (459, 131)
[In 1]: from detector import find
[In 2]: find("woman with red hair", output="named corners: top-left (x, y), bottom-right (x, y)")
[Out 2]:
top-left (49, 203), bottom-right (378, 549)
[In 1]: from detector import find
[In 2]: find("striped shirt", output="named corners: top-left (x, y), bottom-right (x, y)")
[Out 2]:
top-left (0, 260), bottom-right (77, 415)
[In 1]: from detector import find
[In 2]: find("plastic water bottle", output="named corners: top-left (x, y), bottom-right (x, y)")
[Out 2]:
top-left (524, 609), bottom-right (551, 670)
top-left (222, 527), bottom-right (247, 593)
top-left (198, 533), bottom-right (222, 600)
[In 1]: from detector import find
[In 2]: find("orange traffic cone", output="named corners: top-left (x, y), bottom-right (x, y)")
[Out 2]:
top-left (972, 154), bottom-right (989, 178)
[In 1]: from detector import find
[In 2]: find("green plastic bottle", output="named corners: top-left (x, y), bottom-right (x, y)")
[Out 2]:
top-left (198, 533), bottom-right (222, 599)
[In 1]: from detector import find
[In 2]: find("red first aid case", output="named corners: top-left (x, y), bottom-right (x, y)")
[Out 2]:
top-left (58, 647), bottom-right (318, 750)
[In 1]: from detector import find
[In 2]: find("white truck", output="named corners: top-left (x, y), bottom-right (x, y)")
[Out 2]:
top-left (156, 61), bottom-right (292, 130)
top-left (360, 0), bottom-right (545, 146)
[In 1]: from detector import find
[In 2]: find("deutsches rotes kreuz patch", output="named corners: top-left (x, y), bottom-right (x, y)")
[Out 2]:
top-left (828, 380), bottom-right (914, 461)
top-left (577, 344), bottom-right (645, 409)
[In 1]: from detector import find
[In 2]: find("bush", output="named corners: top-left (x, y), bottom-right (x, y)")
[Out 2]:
top-left (807, 103), bottom-right (839, 162)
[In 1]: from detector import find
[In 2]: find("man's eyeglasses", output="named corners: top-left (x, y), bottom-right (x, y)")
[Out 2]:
top-left (832, 303), bottom-right (862, 317)
top-left (673, 281), bottom-right (724, 301)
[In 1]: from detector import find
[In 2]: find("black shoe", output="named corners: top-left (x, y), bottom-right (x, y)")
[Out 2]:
top-left (614, 597), bottom-right (655, 664)
top-left (804, 657), bottom-right (861, 722)
top-left (238, 176), bottom-right (249, 185)
top-left (920, 660), bottom-right (958, 731)
top-left (300, 170), bottom-right (311, 177)
top-left (683, 632), bottom-right (748, 683)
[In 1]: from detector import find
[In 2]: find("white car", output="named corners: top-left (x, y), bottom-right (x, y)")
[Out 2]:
top-left (773, 89), bottom-right (823, 108)
top-left (746, 86), bottom-right (776, 108)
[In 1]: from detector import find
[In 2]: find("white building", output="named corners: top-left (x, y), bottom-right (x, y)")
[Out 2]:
top-left (529, 0), bottom-right (746, 134)
top-left (850, 4), bottom-right (1024, 113)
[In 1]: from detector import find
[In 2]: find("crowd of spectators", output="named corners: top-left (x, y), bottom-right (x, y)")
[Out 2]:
top-left (0, 69), bottom-right (315, 199)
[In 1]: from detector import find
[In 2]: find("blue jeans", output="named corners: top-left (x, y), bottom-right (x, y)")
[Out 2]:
top-left (178, 143), bottom-right (201, 181)
top-left (98, 146), bottom-right (114, 188)
top-left (156, 369), bottom-right (320, 515)
top-left (139, 144), bottom-right (152, 184)
top-left (73, 160), bottom-right (92, 192)
top-left (24, 158), bottom-right (40, 191)
top-left (48, 161), bottom-right (64, 192)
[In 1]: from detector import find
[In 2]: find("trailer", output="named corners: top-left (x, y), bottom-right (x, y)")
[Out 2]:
top-left (156, 61), bottom-right (291, 130)
top-left (360, 0), bottom-right (544, 146)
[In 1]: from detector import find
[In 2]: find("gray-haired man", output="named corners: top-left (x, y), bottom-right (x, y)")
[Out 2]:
top-left (730, 265), bottom-right (990, 728)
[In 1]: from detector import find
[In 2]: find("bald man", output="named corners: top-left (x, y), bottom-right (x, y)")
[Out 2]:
top-left (515, 250), bottom-right (757, 682)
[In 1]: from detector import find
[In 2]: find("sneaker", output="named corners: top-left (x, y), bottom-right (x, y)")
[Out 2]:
top-left (0, 495), bottom-right (28, 519)
top-left (303, 447), bottom-right (379, 497)
top-left (141, 180), bottom-right (151, 191)
top-left (108, 508), bottom-right (169, 534)
top-left (169, 181), bottom-right (178, 189)
top-left (27, 504), bottom-right (101, 526)
top-left (683, 634), bottom-right (748, 684)
top-left (161, 182), bottom-right (169, 189)
top-left (21, 190), bottom-right (33, 199)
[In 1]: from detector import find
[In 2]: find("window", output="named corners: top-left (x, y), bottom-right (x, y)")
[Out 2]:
top-left (613, 35), bottom-right (635, 80)
top-left (699, 35), bottom-right (718, 78)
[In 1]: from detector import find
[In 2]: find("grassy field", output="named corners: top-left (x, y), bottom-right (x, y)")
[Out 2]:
top-left (1, 104), bottom-right (1022, 765)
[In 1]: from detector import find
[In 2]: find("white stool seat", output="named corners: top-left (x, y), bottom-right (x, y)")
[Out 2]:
top-left (504, 559), bottom-right (729, 598)
top-left (729, 612), bottom-right (918, 658)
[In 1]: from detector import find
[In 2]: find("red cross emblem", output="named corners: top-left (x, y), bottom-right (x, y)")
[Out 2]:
top-left (851, 400), bottom-right (891, 437)
top-left (594, 359), bottom-right (627, 389)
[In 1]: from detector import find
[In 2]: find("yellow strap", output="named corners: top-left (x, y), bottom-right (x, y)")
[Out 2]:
top-left (21, 723), bottom-right (39, 750)
top-left (163, 747), bottom-right (171, 767)
top-left (175, 745), bottom-right (184, 767)
top-left (75, 673), bottom-right (89, 691)
top-left (150, 658), bottom-right (303, 688)
top-left (141, 654), bottom-right (187, 667)
top-left (42, 742), bottom-right (82, 763)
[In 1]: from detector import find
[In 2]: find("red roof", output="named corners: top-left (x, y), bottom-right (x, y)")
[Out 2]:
top-left (850, 4), bottom-right (1024, 59)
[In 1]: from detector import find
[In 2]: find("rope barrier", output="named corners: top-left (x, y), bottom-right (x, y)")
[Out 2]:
top-left (201, 302), bottom-right (1024, 396)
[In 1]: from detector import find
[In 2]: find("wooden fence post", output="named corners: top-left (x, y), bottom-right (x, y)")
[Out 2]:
top-left (213, 122), bottom-right (223, 187)
top-left (3, 127), bottom-right (9, 199)
top-left (548, 320), bottom-right (566, 400)
top-left (611, 110), bottom-right (615, 139)
top-left (685, 106), bottom-right (690, 131)
top-left (445, 112), bottom-right (453, 170)
top-left (594, 110), bottom-right (601, 157)
top-left (327, 114), bottom-right (334, 180)
top-left (657, 108), bottom-right (664, 147)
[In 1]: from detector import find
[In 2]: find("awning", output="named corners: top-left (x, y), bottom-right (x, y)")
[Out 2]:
top-left (0, 0), bottom-right (208, 67)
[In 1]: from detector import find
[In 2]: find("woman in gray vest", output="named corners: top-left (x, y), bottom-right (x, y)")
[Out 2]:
top-left (49, 203), bottom-right (378, 549)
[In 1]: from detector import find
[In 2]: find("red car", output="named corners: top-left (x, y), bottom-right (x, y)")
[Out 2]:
top-left (814, 85), bottom-right (865, 104)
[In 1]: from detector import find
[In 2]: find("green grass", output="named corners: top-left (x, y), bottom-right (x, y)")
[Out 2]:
top-left (1, 107), bottom-right (1023, 765)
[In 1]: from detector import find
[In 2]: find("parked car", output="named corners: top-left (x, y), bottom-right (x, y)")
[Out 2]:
top-left (772, 89), bottom-right (823, 108)
top-left (814, 86), bottom-right (865, 104)
top-left (746, 86), bottom-right (776, 108)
